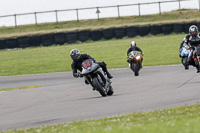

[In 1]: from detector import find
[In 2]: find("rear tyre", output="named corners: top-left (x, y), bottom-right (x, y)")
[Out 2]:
top-left (107, 86), bottom-right (114, 96)
top-left (92, 77), bottom-right (107, 97)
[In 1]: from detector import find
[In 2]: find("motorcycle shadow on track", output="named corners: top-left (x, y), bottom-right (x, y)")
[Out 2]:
top-left (72, 95), bottom-right (105, 102)
top-left (73, 92), bottom-right (126, 101)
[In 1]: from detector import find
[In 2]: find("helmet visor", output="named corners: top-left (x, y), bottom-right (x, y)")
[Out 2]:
top-left (191, 31), bottom-right (197, 36)
top-left (71, 54), bottom-right (80, 60)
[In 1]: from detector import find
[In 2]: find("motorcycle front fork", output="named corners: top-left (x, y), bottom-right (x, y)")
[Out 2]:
top-left (129, 61), bottom-right (142, 69)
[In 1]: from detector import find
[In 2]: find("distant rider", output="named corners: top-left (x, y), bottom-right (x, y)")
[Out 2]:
top-left (127, 41), bottom-right (144, 67)
top-left (70, 49), bottom-right (113, 84)
top-left (179, 25), bottom-right (200, 73)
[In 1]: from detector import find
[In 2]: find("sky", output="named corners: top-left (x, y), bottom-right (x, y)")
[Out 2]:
top-left (0, 0), bottom-right (198, 26)
top-left (1, 0), bottom-right (196, 16)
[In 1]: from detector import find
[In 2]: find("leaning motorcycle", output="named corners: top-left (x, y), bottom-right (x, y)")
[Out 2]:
top-left (128, 51), bottom-right (142, 76)
top-left (81, 59), bottom-right (114, 97)
top-left (180, 43), bottom-right (190, 70)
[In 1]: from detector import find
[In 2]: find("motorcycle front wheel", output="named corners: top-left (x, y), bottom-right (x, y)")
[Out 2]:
top-left (132, 63), bottom-right (139, 76)
top-left (92, 77), bottom-right (107, 97)
top-left (183, 57), bottom-right (189, 70)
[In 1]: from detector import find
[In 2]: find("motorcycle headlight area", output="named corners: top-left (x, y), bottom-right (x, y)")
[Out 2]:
top-left (136, 55), bottom-right (141, 60)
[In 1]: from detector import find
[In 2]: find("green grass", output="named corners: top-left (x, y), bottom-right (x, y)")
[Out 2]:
top-left (0, 86), bottom-right (40, 91)
top-left (0, 33), bottom-right (183, 76)
top-left (3, 104), bottom-right (200, 133)
top-left (0, 9), bottom-right (199, 39)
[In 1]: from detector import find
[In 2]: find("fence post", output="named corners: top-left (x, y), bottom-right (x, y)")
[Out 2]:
top-left (14, 14), bottom-right (17, 27)
top-left (34, 12), bottom-right (38, 25)
top-left (199, 0), bottom-right (200, 12)
top-left (159, 2), bottom-right (161, 15)
top-left (96, 7), bottom-right (100, 20)
top-left (117, 5), bottom-right (120, 18)
top-left (55, 10), bottom-right (58, 23)
top-left (138, 3), bottom-right (141, 16)
top-left (76, 9), bottom-right (79, 22)
top-left (179, 0), bottom-right (181, 14)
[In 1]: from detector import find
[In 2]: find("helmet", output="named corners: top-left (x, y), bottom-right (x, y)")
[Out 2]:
top-left (130, 41), bottom-right (136, 47)
top-left (70, 49), bottom-right (80, 60)
top-left (189, 25), bottom-right (198, 37)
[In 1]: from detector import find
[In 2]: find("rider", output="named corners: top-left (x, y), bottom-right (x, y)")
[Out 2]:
top-left (70, 49), bottom-right (113, 83)
top-left (127, 41), bottom-right (144, 67)
top-left (179, 25), bottom-right (200, 73)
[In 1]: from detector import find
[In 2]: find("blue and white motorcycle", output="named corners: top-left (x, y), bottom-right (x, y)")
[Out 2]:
top-left (180, 43), bottom-right (190, 70)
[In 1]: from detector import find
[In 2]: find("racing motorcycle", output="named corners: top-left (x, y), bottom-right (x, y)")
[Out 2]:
top-left (81, 59), bottom-right (114, 97)
top-left (128, 51), bottom-right (143, 76)
top-left (180, 43), bottom-right (190, 70)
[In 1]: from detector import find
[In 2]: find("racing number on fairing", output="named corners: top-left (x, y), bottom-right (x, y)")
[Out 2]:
top-left (84, 60), bottom-right (91, 69)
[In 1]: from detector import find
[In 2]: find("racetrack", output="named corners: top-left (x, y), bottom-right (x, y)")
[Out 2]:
top-left (0, 65), bottom-right (200, 132)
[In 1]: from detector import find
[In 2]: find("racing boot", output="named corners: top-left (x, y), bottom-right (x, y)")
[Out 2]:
top-left (196, 67), bottom-right (200, 73)
top-left (127, 58), bottom-right (130, 63)
top-left (106, 72), bottom-right (113, 79)
top-left (196, 63), bottom-right (200, 73)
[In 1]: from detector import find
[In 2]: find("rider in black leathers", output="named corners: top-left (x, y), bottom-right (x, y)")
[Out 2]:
top-left (179, 25), bottom-right (200, 73)
top-left (127, 41), bottom-right (143, 56)
top-left (70, 49), bottom-right (113, 83)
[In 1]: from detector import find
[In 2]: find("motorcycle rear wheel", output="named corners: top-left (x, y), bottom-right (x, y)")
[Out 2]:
top-left (107, 86), bottom-right (114, 96)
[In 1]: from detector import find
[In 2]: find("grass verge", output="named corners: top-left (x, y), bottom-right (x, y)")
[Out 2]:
top-left (0, 9), bottom-right (200, 39)
top-left (0, 33), bottom-right (183, 76)
top-left (3, 104), bottom-right (200, 133)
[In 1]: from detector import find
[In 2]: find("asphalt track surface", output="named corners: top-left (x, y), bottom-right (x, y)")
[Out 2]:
top-left (0, 65), bottom-right (200, 131)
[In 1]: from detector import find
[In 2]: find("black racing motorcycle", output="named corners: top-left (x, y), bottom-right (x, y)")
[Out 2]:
top-left (81, 59), bottom-right (114, 97)
top-left (128, 51), bottom-right (143, 76)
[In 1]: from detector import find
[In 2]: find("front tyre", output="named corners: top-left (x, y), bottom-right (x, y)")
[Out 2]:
top-left (92, 77), bottom-right (107, 97)
top-left (183, 57), bottom-right (189, 70)
top-left (133, 63), bottom-right (139, 76)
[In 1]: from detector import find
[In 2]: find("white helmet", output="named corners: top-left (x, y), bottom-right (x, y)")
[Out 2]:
top-left (130, 41), bottom-right (136, 47)
top-left (70, 48), bottom-right (80, 60)
top-left (189, 25), bottom-right (198, 37)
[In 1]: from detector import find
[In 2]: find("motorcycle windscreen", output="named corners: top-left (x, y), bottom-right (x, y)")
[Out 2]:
top-left (181, 47), bottom-right (190, 56)
top-left (130, 51), bottom-right (139, 56)
top-left (81, 59), bottom-right (99, 75)
top-left (129, 51), bottom-right (139, 60)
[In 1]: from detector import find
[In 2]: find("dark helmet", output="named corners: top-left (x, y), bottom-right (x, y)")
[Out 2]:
top-left (189, 25), bottom-right (198, 37)
top-left (70, 49), bottom-right (80, 60)
top-left (130, 41), bottom-right (136, 47)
